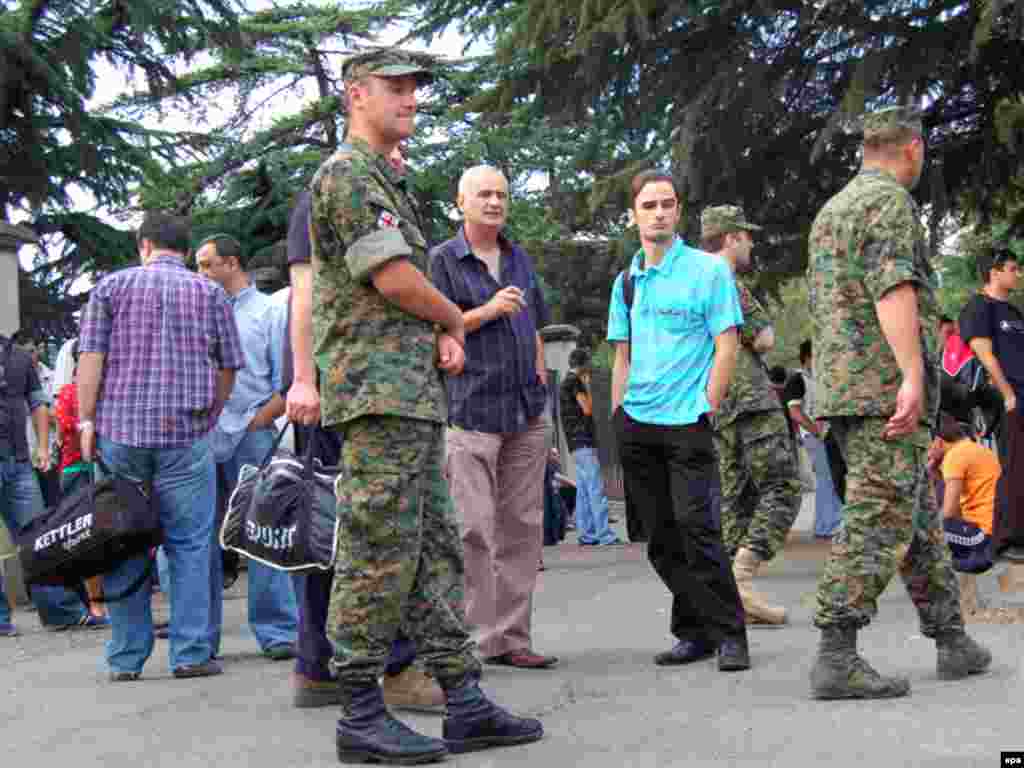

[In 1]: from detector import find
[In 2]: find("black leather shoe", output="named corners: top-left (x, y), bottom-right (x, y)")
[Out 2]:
top-left (718, 635), bottom-right (751, 672)
top-left (654, 638), bottom-right (713, 666)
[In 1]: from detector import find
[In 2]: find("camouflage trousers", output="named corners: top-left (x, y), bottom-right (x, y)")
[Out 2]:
top-left (813, 416), bottom-right (962, 636)
top-left (327, 416), bottom-right (479, 686)
top-left (714, 409), bottom-right (802, 561)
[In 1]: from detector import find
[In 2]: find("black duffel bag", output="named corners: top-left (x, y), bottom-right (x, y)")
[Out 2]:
top-left (17, 459), bottom-right (160, 601)
top-left (220, 424), bottom-right (341, 573)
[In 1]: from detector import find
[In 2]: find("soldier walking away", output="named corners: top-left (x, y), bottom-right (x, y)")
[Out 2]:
top-left (310, 49), bottom-right (542, 764)
top-left (701, 205), bottom-right (803, 625)
top-left (807, 106), bottom-right (991, 700)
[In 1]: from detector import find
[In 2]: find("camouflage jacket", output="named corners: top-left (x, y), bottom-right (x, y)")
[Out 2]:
top-left (807, 168), bottom-right (939, 432)
top-left (310, 138), bottom-right (445, 427)
top-left (717, 272), bottom-right (779, 427)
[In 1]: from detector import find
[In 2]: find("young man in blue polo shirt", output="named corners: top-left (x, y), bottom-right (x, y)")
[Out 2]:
top-left (608, 170), bottom-right (750, 671)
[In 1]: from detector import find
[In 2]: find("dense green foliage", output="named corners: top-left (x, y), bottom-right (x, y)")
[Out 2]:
top-left (1, 0), bottom-right (245, 339)
top-left (415, 0), bottom-right (1024, 330)
top-left (6, 0), bottom-right (1024, 348)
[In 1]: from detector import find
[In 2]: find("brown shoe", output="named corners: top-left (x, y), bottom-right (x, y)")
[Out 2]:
top-left (382, 666), bottom-right (446, 714)
top-left (172, 660), bottom-right (222, 679)
top-left (293, 672), bottom-right (341, 709)
top-left (485, 650), bottom-right (559, 669)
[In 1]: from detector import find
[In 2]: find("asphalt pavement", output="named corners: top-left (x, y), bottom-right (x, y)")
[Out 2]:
top-left (3, 530), bottom-right (1022, 768)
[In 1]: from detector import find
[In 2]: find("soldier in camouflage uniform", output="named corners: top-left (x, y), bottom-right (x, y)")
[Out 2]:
top-left (701, 205), bottom-right (802, 626)
top-left (807, 106), bottom-right (991, 700)
top-left (311, 50), bottom-right (543, 763)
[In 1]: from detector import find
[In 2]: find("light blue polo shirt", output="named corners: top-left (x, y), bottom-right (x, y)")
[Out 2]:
top-left (607, 237), bottom-right (742, 426)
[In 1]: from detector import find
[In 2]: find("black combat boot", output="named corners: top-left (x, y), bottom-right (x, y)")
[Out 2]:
top-left (935, 628), bottom-right (992, 680)
top-left (810, 625), bottom-right (911, 700)
top-left (335, 681), bottom-right (448, 765)
top-left (441, 673), bottom-right (544, 754)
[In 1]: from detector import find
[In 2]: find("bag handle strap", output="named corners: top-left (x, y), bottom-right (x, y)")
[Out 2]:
top-left (256, 420), bottom-right (337, 482)
top-left (259, 422), bottom-right (293, 467)
top-left (301, 423), bottom-right (320, 481)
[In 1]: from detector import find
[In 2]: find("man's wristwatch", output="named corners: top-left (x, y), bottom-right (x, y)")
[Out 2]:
top-left (77, 420), bottom-right (95, 432)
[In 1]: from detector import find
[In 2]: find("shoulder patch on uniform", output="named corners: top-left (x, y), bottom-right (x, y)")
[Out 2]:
top-left (377, 211), bottom-right (400, 229)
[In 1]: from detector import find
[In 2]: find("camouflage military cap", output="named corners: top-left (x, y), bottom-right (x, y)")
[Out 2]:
top-left (342, 49), bottom-right (433, 84)
top-left (701, 205), bottom-right (763, 239)
top-left (862, 106), bottom-right (923, 143)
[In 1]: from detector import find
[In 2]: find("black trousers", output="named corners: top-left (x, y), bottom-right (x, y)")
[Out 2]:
top-left (615, 407), bottom-right (746, 643)
top-left (995, 407), bottom-right (1024, 553)
top-left (622, 475), bottom-right (648, 543)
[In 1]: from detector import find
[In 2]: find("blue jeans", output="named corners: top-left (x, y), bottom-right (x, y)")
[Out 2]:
top-left (805, 435), bottom-right (842, 537)
top-left (0, 458), bottom-right (86, 627)
top-left (210, 428), bottom-right (298, 654)
top-left (98, 435), bottom-right (217, 673)
top-left (572, 447), bottom-right (619, 545)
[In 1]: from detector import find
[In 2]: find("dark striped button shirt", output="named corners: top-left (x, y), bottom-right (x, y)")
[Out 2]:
top-left (79, 253), bottom-right (244, 448)
top-left (429, 229), bottom-right (549, 434)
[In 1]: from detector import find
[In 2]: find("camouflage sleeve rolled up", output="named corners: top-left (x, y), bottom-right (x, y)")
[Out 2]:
top-left (737, 276), bottom-right (772, 348)
top-left (717, 275), bottom-right (778, 426)
top-left (316, 158), bottom-right (412, 283)
top-left (857, 195), bottom-right (929, 304)
top-left (808, 170), bottom-right (940, 427)
top-left (310, 142), bottom-right (446, 429)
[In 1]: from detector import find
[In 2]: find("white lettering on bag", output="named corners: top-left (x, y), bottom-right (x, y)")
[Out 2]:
top-left (244, 520), bottom-right (297, 552)
top-left (63, 529), bottom-right (92, 551)
top-left (34, 513), bottom-right (94, 552)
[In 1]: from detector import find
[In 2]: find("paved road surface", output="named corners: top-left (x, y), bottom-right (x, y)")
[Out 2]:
top-left (3, 534), bottom-right (1021, 768)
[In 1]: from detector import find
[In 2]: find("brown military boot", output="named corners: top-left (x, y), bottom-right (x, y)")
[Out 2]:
top-left (733, 548), bottom-right (787, 625)
top-left (293, 672), bottom-right (341, 709)
top-left (383, 666), bottom-right (447, 714)
top-left (810, 625), bottom-right (910, 699)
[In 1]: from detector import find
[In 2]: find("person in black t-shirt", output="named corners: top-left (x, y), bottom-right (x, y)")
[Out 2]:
top-left (959, 247), bottom-right (1024, 561)
top-left (559, 348), bottom-right (622, 546)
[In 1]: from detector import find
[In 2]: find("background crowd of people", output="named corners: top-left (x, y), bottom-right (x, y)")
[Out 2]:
top-left (0, 46), bottom-right (1018, 765)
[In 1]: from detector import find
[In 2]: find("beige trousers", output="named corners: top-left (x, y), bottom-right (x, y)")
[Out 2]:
top-left (445, 416), bottom-right (551, 657)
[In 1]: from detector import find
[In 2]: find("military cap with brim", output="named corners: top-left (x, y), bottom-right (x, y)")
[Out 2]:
top-left (862, 106), bottom-right (924, 143)
top-left (701, 204), bottom-right (763, 240)
top-left (342, 49), bottom-right (433, 84)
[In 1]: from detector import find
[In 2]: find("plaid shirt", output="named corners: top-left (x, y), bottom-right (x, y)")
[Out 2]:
top-left (79, 253), bottom-right (244, 448)
top-left (429, 229), bottom-right (549, 434)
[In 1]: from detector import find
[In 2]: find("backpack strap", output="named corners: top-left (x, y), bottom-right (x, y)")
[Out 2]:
top-left (0, 335), bottom-right (13, 390)
top-left (620, 269), bottom-right (634, 364)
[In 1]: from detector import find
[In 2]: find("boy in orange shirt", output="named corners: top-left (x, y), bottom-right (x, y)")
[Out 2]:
top-left (930, 414), bottom-right (1000, 573)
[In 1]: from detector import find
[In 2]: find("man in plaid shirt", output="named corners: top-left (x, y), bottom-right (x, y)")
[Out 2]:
top-left (78, 212), bottom-right (244, 681)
